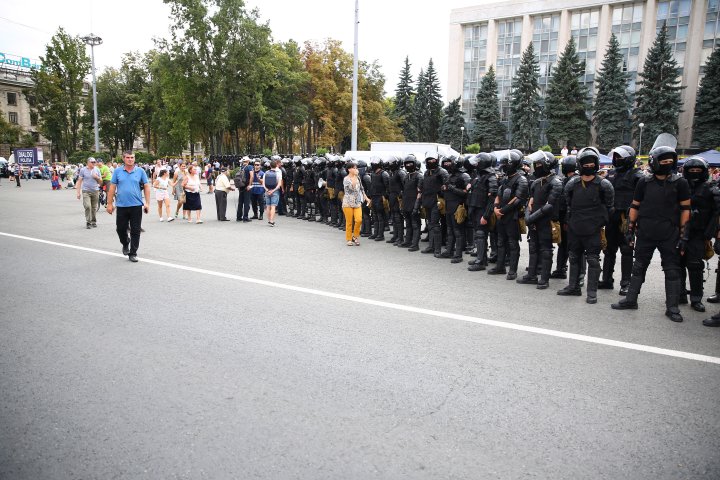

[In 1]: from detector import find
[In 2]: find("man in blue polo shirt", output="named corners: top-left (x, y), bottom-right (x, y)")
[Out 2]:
top-left (106, 150), bottom-right (151, 262)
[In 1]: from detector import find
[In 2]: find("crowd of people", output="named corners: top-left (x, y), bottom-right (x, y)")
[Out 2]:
top-left (9, 142), bottom-right (720, 328)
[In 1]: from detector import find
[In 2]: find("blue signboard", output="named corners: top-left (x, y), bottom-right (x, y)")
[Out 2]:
top-left (15, 148), bottom-right (39, 166)
top-left (0, 52), bottom-right (42, 70)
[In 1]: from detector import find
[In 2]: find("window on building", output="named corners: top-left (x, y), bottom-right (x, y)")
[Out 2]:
top-left (701, 0), bottom-right (720, 75)
top-left (7, 92), bottom-right (17, 106)
top-left (495, 17), bottom-right (523, 136)
top-left (656, 0), bottom-right (691, 74)
top-left (611, 3), bottom-right (644, 78)
top-left (8, 112), bottom-right (18, 124)
top-left (30, 111), bottom-right (38, 127)
top-left (462, 22), bottom-right (489, 121)
top-left (572, 7), bottom-right (602, 93)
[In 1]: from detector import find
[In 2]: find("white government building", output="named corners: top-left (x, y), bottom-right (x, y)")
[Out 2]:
top-left (448, 0), bottom-right (720, 150)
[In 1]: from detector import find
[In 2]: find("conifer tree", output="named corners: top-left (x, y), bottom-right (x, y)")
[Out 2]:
top-left (510, 43), bottom-right (541, 150)
top-left (424, 59), bottom-right (443, 142)
top-left (545, 37), bottom-right (590, 149)
top-left (413, 68), bottom-right (428, 142)
top-left (438, 97), bottom-right (469, 151)
top-left (472, 65), bottom-right (506, 149)
top-left (394, 56), bottom-right (416, 141)
top-left (634, 23), bottom-right (683, 144)
top-left (693, 46), bottom-right (720, 149)
top-left (593, 33), bottom-right (630, 150)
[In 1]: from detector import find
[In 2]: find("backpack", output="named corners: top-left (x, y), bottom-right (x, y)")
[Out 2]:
top-left (265, 170), bottom-right (278, 189)
top-left (234, 169), bottom-right (246, 189)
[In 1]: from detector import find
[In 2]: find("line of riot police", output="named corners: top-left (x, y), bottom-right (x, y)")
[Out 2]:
top-left (243, 143), bottom-right (720, 327)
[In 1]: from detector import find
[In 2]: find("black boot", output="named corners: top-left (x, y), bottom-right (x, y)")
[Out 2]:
top-left (468, 235), bottom-right (488, 272)
top-left (586, 259), bottom-right (601, 304)
top-left (618, 254), bottom-right (633, 295)
top-left (557, 259), bottom-right (582, 296)
top-left (665, 277), bottom-right (684, 322)
top-left (537, 250), bottom-right (552, 290)
top-left (487, 244), bottom-right (506, 275)
top-left (506, 246), bottom-right (520, 281)
top-left (611, 275), bottom-right (643, 310)
top-left (517, 246), bottom-right (538, 285)
top-left (702, 312), bottom-right (720, 327)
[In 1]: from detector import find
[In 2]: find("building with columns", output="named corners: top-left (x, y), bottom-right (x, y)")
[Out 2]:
top-left (448, 0), bottom-right (720, 149)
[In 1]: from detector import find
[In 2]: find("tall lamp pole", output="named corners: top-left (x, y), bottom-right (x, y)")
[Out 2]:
top-left (351, 0), bottom-right (359, 152)
top-left (638, 122), bottom-right (645, 158)
top-left (460, 126), bottom-right (465, 154)
top-left (82, 33), bottom-right (103, 153)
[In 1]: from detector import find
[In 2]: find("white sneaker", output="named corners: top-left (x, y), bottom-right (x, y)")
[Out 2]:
top-left (159, 218), bottom-right (164, 222)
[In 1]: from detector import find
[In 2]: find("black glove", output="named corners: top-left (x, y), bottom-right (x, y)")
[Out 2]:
top-left (677, 236), bottom-right (688, 253)
top-left (625, 223), bottom-right (636, 247)
top-left (714, 239), bottom-right (720, 256)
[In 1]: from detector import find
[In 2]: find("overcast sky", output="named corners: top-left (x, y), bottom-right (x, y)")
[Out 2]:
top-left (1, 0), bottom-right (491, 101)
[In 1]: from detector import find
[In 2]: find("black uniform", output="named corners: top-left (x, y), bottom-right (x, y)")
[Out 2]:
top-left (327, 164), bottom-right (338, 225)
top-left (335, 164), bottom-right (347, 230)
top-left (360, 167), bottom-right (372, 236)
top-left (488, 172), bottom-right (528, 278)
top-left (387, 166), bottom-right (407, 245)
top-left (612, 174), bottom-right (691, 321)
top-left (368, 167), bottom-right (390, 241)
top-left (418, 165), bottom-right (450, 255)
top-left (293, 163), bottom-right (305, 218)
top-left (441, 167), bottom-right (471, 262)
top-left (559, 175), bottom-right (614, 302)
top-left (521, 173), bottom-right (563, 287)
top-left (302, 164), bottom-right (316, 220)
top-left (680, 180), bottom-right (717, 309)
top-left (602, 166), bottom-right (644, 292)
top-left (467, 166), bottom-right (498, 271)
top-left (401, 167), bottom-right (422, 250)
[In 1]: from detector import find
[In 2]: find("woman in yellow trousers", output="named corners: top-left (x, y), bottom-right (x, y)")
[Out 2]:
top-left (342, 161), bottom-right (368, 246)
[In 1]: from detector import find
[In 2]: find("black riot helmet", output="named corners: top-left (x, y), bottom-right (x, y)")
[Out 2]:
top-left (497, 151), bottom-right (522, 175)
top-left (533, 152), bottom-right (557, 178)
top-left (425, 151), bottom-right (439, 170)
top-left (369, 156), bottom-right (382, 171)
top-left (560, 155), bottom-right (578, 176)
top-left (387, 157), bottom-right (400, 171)
top-left (682, 156), bottom-right (709, 187)
top-left (610, 145), bottom-right (636, 170)
top-left (454, 156), bottom-right (465, 171)
top-left (577, 147), bottom-right (600, 176)
top-left (441, 155), bottom-right (454, 173)
top-left (463, 154), bottom-right (478, 173)
top-left (649, 146), bottom-right (678, 175)
top-left (476, 152), bottom-right (493, 172)
top-left (404, 154), bottom-right (420, 172)
top-left (357, 159), bottom-right (368, 175)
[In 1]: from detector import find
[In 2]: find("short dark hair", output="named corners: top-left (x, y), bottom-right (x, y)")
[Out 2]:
top-left (269, 160), bottom-right (277, 168)
top-left (345, 161), bottom-right (357, 170)
top-left (123, 150), bottom-right (134, 157)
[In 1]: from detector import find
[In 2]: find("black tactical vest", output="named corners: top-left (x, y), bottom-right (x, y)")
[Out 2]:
top-left (402, 171), bottom-right (421, 209)
top-left (637, 175), bottom-right (681, 241)
top-left (568, 177), bottom-right (608, 236)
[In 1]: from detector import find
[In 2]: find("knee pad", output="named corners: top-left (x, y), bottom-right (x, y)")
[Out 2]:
top-left (631, 260), bottom-right (649, 279)
top-left (664, 268), bottom-right (681, 281)
top-left (586, 255), bottom-right (601, 269)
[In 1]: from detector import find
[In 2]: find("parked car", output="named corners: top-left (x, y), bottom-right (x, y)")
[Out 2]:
top-left (0, 158), bottom-right (8, 177)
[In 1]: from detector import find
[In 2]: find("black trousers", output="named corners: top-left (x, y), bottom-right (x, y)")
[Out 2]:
top-left (680, 233), bottom-right (706, 301)
top-left (628, 231), bottom-right (682, 309)
top-left (527, 220), bottom-right (553, 279)
top-left (445, 208), bottom-right (465, 257)
top-left (116, 206), bottom-right (143, 255)
top-left (603, 211), bottom-right (634, 286)
top-left (214, 190), bottom-right (228, 220)
top-left (497, 217), bottom-right (521, 273)
top-left (402, 209), bottom-right (421, 246)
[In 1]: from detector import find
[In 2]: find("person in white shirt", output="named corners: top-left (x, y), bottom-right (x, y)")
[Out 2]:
top-left (214, 167), bottom-right (235, 221)
top-left (153, 168), bottom-right (173, 222)
top-left (561, 146), bottom-right (568, 158)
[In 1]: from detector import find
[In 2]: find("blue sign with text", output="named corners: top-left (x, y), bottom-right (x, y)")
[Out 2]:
top-left (15, 148), bottom-right (39, 166)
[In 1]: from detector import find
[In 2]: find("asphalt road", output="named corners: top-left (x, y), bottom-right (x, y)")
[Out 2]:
top-left (1, 179), bottom-right (719, 479)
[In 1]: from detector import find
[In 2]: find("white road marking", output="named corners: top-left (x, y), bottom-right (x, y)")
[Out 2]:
top-left (2, 231), bottom-right (719, 365)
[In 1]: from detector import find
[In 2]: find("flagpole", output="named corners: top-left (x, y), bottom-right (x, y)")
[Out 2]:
top-left (351, 0), bottom-right (359, 151)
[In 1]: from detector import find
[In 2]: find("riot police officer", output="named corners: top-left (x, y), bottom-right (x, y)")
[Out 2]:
top-left (301, 158), bottom-right (316, 221)
top-left (418, 152), bottom-right (450, 257)
top-left (358, 160), bottom-right (372, 237)
top-left (679, 156), bottom-right (717, 312)
top-left (557, 147), bottom-right (614, 304)
top-left (552, 156), bottom-right (577, 279)
top-left (387, 157), bottom-right (407, 245)
top-left (327, 158), bottom-right (339, 225)
top-left (600, 145), bottom-right (644, 295)
top-left (488, 151), bottom-right (528, 280)
top-left (520, 152), bottom-right (563, 288)
top-left (368, 157), bottom-right (390, 241)
top-left (292, 157), bottom-right (305, 218)
top-left (612, 145), bottom-right (691, 322)
top-left (467, 153), bottom-right (498, 271)
top-left (400, 155), bottom-right (422, 251)
top-left (440, 156), bottom-right (471, 263)
top-left (335, 158), bottom-right (347, 231)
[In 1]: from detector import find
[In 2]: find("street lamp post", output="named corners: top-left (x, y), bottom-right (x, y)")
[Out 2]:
top-left (351, 0), bottom-right (359, 152)
top-left (460, 126), bottom-right (465, 155)
top-left (82, 33), bottom-right (103, 153)
top-left (638, 122), bottom-right (645, 158)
